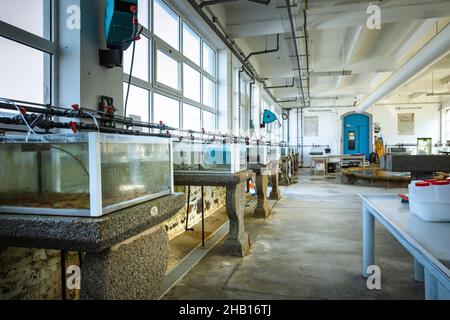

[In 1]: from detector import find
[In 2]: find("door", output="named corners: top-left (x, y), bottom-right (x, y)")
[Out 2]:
top-left (343, 114), bottom-right (370, 157)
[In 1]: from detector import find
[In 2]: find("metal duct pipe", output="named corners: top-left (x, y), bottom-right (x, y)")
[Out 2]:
top-left (244, 33), bottom-right (280, 62)
top-left (199, 0), bottom-right (237, 8)
top-left (265, 77), bottom-right (295, 89)
top-left (248, 0), bottom-right (271, 5)
top-left (356, 24), bottom-right (450, 113)
top-left (285, 0), bottom-right (307, 108)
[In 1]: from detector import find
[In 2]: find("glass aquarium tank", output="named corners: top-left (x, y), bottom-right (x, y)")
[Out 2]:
top-left (417, 138), bottom-right (432, 155)
top-left (0, 133), bottom-right (173, 217)
top-left (247, 144), bottom-right (271, 166)
top-left (281, 146), bottom-right (289, 158)
top-left (173, 140), bottom-right (247, 173)
top-left (271, 145), bottom-right (281, 162)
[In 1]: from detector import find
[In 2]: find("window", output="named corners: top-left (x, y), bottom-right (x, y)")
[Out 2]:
top-left (122, 0), bottom-right (218, 131)
top-left (124, 36), bottom-right (150, 82)
top-left (123, 83), bottom-right (149, 122)
top-left (156, 50), bottom-right (180, 90)
top-left (154, 0), bottom-right (179, 50)
top-left (0, 0), bottom-right (51, 39)
top-left (153, 93), bottom-right (179, 128)
top-left (183, 104), bottom-right (201, 130)
top-left (203, 110), bottom-right (216, 132)
top-left (446, 109), bottom-right (450, 141)
top-left (0, 37), bottom-right (50, 104)
top-left (183, 64), bottom-right (201, 103)
top-left (203, 42), bottom-right (216, 76)
top-left (0, 0), bottom-right (53, 105)
top-left (183, 23), bottom-right (201, 65)
top-left (203, 76), bottom-right (216, 108)
top-left (138, 0), bottom-right (150, 29)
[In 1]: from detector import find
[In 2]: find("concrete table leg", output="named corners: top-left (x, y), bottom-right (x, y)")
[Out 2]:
top-left (81, 226), bottom-right (168, 300)
top-left (424, 268), bottom-right (439, 300)
top-left (254, 173), bottom-right (271, 219)
top-left (269, 173), bottom-right (281, 200)
top-left (363, 206), bottom-right (375, 278)
top-left (279, 160), bottom-right (290, 186)
top-left (414, 259), bottom-right (424, 283)
top-left (222, 182), bottom-right (250, 257)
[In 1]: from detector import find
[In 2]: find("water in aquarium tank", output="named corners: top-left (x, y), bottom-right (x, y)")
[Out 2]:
top-left (173, 141), bottom-right (247, 173)
top-left (248, 144), bottom-right (271, 165)
top-left (0, 133), bottom-right (173, 217)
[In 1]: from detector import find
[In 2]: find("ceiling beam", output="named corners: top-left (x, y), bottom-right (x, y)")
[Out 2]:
top-left (307, 0), bottom-right (450, 30)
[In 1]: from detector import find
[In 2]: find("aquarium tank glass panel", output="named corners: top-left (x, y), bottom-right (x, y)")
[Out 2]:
top-left (173, 141), bottom-right (247, 173)
top-left (0, 133), bottom-right (173, 217)
top-left (247, 144), bottom-right (271, 166)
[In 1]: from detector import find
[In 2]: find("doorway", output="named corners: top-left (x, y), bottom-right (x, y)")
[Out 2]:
top-left (342, 113), bottom-right (371, 158)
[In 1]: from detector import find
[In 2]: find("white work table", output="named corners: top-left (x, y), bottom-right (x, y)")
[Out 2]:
top-left (360, 194), bottom-right (450, 300)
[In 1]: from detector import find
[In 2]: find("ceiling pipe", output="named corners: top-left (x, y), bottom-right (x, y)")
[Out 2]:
top-left (285, 0), bottom-right (307, 108)
top-left (248, 0), bottom-right (271, 5)
top-left (244, 33), bottom-right (280, 62)
top-left (187, 0), bottom-right (279, 105)
top-left (199, 0), bottom-right (237, 8)
top-left (265, 77), bottom-right (295, 89)
top-left (199, 0), bottom-right (270, 8)
top-left (303, 7), bottom-right (311, 100)
top-left (276, 97), bottom-right (298, 103)
top-left (356, 23), bottom-right (450, 113)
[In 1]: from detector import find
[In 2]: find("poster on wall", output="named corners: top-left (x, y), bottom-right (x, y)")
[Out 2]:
top-left (397, 113), bottom-right (415, 135)
top-left (304, 116), bottom-right (319, 137)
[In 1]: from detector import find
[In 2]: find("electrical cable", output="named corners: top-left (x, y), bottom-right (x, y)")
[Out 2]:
top-left (124, 26), bottom-right (144, 119)
top-left (0, 98), bottom-right (47, 142)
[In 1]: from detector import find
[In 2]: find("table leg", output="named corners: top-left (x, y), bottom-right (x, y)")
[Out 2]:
top-left (363, 205), bottom-right (375, 278)
top-left (254, 173), bottom-right (271, 218)
top-left (222, 182), bottom-right (250, 257)
top-left (414, 259), bottom-right (424, 283)
top-left (269, 165), bottom-right (281, 201)
top-left (424, 268), bottom-right (439, 300)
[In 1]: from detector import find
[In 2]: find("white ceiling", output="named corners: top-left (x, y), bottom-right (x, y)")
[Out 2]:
top-left (207, 0), bottom-right (450, 109)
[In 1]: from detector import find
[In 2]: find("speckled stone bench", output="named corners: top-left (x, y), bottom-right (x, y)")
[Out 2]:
top-left (174, 170), bottom-right (251, 257)
top-left (0, 193), bottom-right (185, 300)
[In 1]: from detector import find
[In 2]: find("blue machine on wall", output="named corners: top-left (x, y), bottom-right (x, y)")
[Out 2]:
top-left (100, 0), bottom-right (139, 68)
top-left (343, 113), bottom-right (370, 158)
top-left (261, 109), bottom-right (281, 128)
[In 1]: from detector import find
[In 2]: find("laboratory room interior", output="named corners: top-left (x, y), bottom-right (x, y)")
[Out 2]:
top-left (0, 0), bottom-right (450, 306)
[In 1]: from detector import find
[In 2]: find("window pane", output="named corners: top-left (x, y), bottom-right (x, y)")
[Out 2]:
top-left (153, 93), bottom-right (179, 128)
top-left (0, 37), bottom-right (49, 104)
top-left (154, 0), bottom-right (179, 50)
top-left (123, 83), bottom-right (149, 122)
top-left (183, 104), bottom-right (201, 131)
top-left (203, 110), bottom-right (216, 132)
top-left (138, 0), bottom-right (149, 29)
top-left (183, 23), bottom-right (200, 65)
top-left (0, 0), bottom-right (50, 39)
top-left (157, 50), bottom-right (179, 90)
top-left (203, 42), bottom-right (216, 76)
top-left (123, 36), bottom-right (149, 82)
top-left (183, 64), bottom-right (200, 103)
top-left (203, 76), bottom-right (216, 108)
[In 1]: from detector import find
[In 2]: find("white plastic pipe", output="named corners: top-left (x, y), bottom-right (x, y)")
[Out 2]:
top-left (356, 24), bottom-right (450, 113)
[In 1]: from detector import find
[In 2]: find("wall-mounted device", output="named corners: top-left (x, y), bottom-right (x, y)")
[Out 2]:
top-left (261, 109), bottom-right (281, 128)
top-left (99, 0), bottom-right (139, 68)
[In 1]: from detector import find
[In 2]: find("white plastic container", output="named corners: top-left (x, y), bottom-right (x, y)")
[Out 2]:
top-left (431, 180), bottom-right (450, 203)
top-left (408, 180), bottom-right (450, 222)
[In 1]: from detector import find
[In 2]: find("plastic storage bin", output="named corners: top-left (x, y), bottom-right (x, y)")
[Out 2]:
top-left (0, 133), bottom-right (173, 217)
top-left (408, 180), bottom-right (450, 222)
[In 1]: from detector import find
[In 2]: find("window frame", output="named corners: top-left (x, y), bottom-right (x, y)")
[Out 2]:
top-left (123, 0), bottom-right (218, 131)
top-left (0, 0), bottom-right (56, 105)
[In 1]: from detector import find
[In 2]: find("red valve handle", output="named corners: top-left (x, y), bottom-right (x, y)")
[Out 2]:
top-left (71, 104), bottom-right (80, 111)
top-left (69, 121), bottom-right (78, 133)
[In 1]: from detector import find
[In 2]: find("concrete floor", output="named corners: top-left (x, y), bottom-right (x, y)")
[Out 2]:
top-left (163, 171), bottom-right (424, 300)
